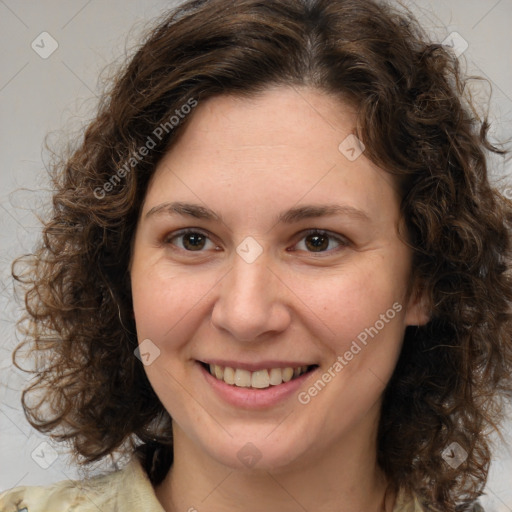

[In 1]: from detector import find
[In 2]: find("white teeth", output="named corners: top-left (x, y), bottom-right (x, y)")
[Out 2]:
top-left (282, 367), bottom-right (294, 382)
top-left (251, 369), bottom-right (270, 388)
top-left (214, 365), bottom-right (224, 380)
top-left (269, 368), bottom-right (283, 385)
top-left (207, 364), bottom-right (310, 388)
top-left (223, 366), bottom-right (235, 385)
top-left (234, 368), bottom-right (252, 387)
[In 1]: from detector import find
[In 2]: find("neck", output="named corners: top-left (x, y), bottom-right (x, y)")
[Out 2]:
top-left (155, 420), bottom-right (394, 512)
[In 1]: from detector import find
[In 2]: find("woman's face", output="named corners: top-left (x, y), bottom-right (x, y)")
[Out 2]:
top-left (130, 86), bottom-right (427, 471)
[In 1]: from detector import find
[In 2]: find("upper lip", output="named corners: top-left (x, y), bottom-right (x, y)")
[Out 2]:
top-left (198, 359), bottom-right (316, 372)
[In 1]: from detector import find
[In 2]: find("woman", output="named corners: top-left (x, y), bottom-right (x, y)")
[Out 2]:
top-left (1, 0), bottom-right (511, 511)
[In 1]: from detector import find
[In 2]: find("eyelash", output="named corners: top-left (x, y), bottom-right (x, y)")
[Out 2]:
top-left (163, 228), bottom-right (349, 255)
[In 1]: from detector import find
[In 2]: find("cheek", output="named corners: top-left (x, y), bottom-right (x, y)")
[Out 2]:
top-left (130, 266), bottom-right (209, 409)
top-left (298, 260), bottom-right (407, 350)
top-left (131, 263), bottom-right (216, 350)
top-left (301, 263), bottom-right (407, 428)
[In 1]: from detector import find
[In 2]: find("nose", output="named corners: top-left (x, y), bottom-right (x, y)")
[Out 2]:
top-left (210, 249), bottom-right (291, 342)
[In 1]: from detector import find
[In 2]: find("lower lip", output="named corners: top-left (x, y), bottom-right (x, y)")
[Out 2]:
top-left (198, 363), bottom-right (317, 410)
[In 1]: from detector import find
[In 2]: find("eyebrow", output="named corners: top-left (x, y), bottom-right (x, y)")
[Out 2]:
top-left (146, 201), bottom-right (221, 221)
top-left (145, 201), bottom-right (371, 224)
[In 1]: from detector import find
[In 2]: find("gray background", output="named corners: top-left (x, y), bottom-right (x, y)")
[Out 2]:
top-left (0, 0), bottom-right (511, 509)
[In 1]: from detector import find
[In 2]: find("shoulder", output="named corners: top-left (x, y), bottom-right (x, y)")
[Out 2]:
top-left (393, 488), bottom-right (485, 512)
top-left (393, 487), bottom-right (425, 512)
top-left (0, 457), bottom-right (165, 512)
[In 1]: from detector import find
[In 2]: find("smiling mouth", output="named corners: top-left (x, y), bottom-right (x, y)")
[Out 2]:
top-left (200, 362), bottom-right (318, 389)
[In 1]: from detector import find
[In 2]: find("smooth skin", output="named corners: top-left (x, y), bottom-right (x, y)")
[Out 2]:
top-left (130, 86), bottom-right (429, 512)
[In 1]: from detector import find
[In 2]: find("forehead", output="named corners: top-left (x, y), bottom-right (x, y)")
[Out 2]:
top-left (143, 86), bottom-right (399, 223)
top-left (169, 87), bottom-right (358, 155)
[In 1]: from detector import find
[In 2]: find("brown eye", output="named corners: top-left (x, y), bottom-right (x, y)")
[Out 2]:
top-left (293, 229), bottom-right (348, 254)
top-left (304, 233), bottom-right (329, 252)
top-left (182, 232), bottom-right (206, 250)
top-left (166, 230), bottom-right (216, 251)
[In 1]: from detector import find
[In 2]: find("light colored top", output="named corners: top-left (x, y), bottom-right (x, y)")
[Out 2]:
top-left (0, 457), bottom-right (425, 511)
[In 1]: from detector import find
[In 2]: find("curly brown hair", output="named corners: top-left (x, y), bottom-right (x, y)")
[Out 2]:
top-left (12, 0), bottom-right (512, 510)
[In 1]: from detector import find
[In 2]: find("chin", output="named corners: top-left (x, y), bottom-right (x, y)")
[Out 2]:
top-left (196, 428), bottom-right (311, 472)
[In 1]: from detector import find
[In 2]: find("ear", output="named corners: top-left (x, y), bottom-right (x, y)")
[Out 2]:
top-left (403, 281), bottom-right (431, 327)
